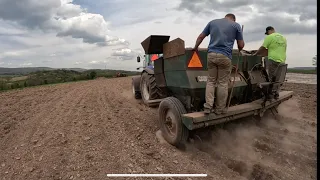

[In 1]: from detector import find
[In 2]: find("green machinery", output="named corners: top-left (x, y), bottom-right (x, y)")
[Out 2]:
top-left (131, 35), bottom-right (293, 147)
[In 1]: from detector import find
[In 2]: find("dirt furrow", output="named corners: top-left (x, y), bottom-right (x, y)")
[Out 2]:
top-left (0, 78), bottom-right (316, 180)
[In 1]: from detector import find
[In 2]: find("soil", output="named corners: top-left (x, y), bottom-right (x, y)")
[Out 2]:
top-left (0, 78), bottom-right (317, 180)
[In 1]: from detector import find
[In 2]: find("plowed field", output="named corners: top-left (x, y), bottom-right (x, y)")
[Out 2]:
top-left (0, 77), bottom-right (317, 180)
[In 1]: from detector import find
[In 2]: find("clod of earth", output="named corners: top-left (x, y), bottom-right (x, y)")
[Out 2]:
top-left (173, 160), bottom-right (178, 164)
top-left (83, 137), bottom-right (91, 141)
top-left (156, 167), bottom-right (163, 171)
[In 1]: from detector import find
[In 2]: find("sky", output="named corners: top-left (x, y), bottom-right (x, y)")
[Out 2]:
top-left (0, 0), bottom-right (317, 70)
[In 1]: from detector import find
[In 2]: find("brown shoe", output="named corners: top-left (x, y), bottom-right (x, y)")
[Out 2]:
top-left (213, 109), bottom-right (227, 115)
top-left (213, 109), bottom-right (221, 115)
top-left (204, 108), bottom-right (211, 114)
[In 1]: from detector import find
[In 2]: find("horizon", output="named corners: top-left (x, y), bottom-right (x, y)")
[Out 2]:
top-left (0, 65), bottom-right (316, 70)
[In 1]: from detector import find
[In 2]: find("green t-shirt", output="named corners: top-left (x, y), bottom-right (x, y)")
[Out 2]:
top-left (262, 33), bottom-right (287, 63)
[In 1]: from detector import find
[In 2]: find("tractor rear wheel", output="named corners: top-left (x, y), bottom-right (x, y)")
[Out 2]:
top-left (158, 97), bottom-right (189, 147)
top-left (132, 81), bottom-right (141, 99)
top-left (140, 72), bottom-right (163, 104)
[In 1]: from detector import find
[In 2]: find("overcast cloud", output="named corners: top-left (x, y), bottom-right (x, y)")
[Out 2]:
top-left (178, 0), bottom-right (317, 42)
top-left (0, 0), bottom-right (128, 45)
top-left (0, 0), bottom-right (317, 69)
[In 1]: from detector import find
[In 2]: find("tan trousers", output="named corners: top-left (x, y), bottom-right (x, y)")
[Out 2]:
top-left (204, 52), bottom-right (232, 112)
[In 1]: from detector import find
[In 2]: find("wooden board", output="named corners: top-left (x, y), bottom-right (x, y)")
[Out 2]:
top-left (182, 91), bottom-right (294, 123)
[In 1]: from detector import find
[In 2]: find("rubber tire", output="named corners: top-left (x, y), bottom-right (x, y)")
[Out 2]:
top-left (140, 72), bottom-right (164, 105)
top-left (158, 97), bottom-right (189, 147)
top-left (149, 75), bottom-right (164, 99)
top-left (132, 81), bottom-right (141, 99)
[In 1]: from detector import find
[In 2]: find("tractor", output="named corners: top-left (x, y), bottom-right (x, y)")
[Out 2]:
top-left (131, 35), bottom-right (293, 147)
top-left (116, 72), bottom-right (127, 77)
top-left (131, 48), bottom-right (166, 103)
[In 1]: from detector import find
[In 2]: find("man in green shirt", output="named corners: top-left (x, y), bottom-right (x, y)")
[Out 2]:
top-left (254, 26), bottom-right (287, 99)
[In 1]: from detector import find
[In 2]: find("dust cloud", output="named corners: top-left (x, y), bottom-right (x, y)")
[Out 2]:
top-left (156, 130), bottom-right (168, 144)
top-left (176, 98), bottom-right (316, 179)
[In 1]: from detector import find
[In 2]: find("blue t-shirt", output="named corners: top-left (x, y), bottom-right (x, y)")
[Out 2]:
top-left (202, 18), bottom-right (243, 60)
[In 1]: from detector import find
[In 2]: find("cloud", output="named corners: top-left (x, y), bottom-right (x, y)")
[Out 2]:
top-left (42, 59), bottom-right (53, 63)
top-left (89, 60), bottom-right (99, 64)
top-left (0, 0), bottom-right (316, 69)
top-left (56, 13), bottom-right (129, 46)
top-left (177, 0), bottom-right (317, 42)
top-left (0, 0), bottom-right (128, 46)
top-left (0, 0), bottom-right (60, 29)
top-left (178, 0), bottom-right (316, 20)
top-left (85, 57), bottom-right (138, 71)
top-left (111, 48), bottom-right (138, 61)
top-left (173, 17), bottom-right (183, 24)
top-left (19, 62), bottom-right (33, 67)
top-left (0, 50), bottom-right (35, 59)
top-left (89, 0), bottom-right (177, 27)
top-left (56, 1), bottom-right (83, 18)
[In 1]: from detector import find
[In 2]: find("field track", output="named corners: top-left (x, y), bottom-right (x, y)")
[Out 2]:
top-left (0, 77), bottom-right (317, 180)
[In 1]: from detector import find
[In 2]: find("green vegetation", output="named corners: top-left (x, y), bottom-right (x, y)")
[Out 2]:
top-left (287, 68), bottom-right (317, 74)
top-left (0, 67), bottom-right (86, 75)
top-left (1, 66), bottom-right (314, 91)
top-left (0, 69), bottom-right (139, 91)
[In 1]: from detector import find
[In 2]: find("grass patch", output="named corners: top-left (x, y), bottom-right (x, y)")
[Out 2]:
top-left (287, 68), bottom-right (317, 74)
top-left (10, 76), bottom-right (28, 82)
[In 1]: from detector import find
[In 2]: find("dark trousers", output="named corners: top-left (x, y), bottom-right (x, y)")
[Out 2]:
top-left (266, 59), bottom-right (281, 95)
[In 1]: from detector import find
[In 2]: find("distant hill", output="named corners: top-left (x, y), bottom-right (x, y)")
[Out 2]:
top-left (65, 68), bottom-right (88, 72)
top-left (0, 67), bottom-right (53, 75)
top-left (287, 66), bottom-right (316, 74)
top-left (291, 67), bottom-right (315, 70)
top-left (0, 67), bottom-right (87, 75)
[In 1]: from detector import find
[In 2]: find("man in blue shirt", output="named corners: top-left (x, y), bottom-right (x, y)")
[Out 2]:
top-left (192, 13), bottom-right (245, 114)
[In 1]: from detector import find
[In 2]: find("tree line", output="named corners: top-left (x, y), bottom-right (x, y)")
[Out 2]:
top-left (0, 69), bottom-right (138, 91)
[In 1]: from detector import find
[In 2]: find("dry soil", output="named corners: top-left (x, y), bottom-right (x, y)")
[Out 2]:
top-left (0, 77), bottom-right (317, 180)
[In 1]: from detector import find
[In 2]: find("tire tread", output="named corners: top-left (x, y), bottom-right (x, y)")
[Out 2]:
top-left (158, 97), bottom-right (189, 146)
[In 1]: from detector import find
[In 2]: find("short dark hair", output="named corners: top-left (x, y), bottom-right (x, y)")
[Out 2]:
top-left (265, 26), bottom-right (275, 35)
top-left (225, 13), bottom-right (236, 21)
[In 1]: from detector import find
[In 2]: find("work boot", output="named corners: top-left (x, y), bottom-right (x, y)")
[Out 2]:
top-left (204, 108), bottom-right (211, 114)
top-left (213, 108), bottom-right (227, 115)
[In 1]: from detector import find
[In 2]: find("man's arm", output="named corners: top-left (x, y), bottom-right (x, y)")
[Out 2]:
top-left (254, 36), bottom-right (270, 56)
top-left (254, 46), bottom-right (268, 56)
top-left (236, 24), bottom-right (244, 51)
top-left (193, 22), bottom-right (210, 50)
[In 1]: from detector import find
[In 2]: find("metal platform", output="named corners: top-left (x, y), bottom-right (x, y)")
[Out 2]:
top-left (182, 91), bottom-right (294, 130)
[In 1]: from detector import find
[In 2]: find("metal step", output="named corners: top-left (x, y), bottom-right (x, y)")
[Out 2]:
top-left (182, 91), bottom-right (294, 130)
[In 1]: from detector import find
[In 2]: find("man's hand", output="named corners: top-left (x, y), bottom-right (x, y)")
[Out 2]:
top-left (193, 33), bottom-right (206, 51)
top-left (191, 47), bottom-right (198, 51)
